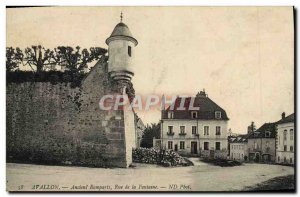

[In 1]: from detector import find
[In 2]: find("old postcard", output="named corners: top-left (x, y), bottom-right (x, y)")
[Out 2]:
top-left (6, 6), bottom-right (295, 192)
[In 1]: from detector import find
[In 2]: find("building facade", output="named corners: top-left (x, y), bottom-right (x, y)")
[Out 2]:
top-left (230, 135), bottom-right (248, 161)
top-left (159, 90), bottom-right (229, 158)
top-left (247, 123), bottom-right (276, 163)
top-left (276, 113), bottom-right (294, 165)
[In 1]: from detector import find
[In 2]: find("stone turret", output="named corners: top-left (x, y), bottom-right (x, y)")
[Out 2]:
top-left (106, 13), bottom-right (138, 82)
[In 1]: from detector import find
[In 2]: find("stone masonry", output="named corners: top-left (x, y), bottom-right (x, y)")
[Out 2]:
top-left (6, 56), bottom-right (137, 168)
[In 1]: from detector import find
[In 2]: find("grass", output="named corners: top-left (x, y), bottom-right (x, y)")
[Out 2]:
top-left (243, 175), bottom-right (295, 191)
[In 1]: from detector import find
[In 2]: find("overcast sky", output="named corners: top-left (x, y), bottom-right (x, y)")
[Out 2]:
top-left (7, 7), bottom-right (294, 134)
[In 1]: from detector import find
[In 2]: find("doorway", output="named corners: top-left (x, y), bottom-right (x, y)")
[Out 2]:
top-left (191, 142), bottom-right (198, 154)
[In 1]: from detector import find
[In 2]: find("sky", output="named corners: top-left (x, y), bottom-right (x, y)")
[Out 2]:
top-left (6, 7), bottom-right (294, 134)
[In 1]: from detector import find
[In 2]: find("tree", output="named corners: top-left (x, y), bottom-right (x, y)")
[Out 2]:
top-left (247, 121), bottom-right (256, 134)
top-left (140, 123), bottom-right (161, 148)
top-left (6, 47), bottom-right (23, 72)
top-left (55, 46), bottom-right (107, 74)
top-left (23, 45), bottom-right (57, 73)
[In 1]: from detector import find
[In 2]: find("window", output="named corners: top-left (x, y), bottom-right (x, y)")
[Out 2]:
top-left (204, 126), bottom-right (209, 135)
top-left (128, 46), bottom-right (132, 57)
top-left (180, 141), bottom-right (185, 149)
top-left (284, 157), bottom-right (287, 163)
top-left (216, 126), bottom-right (221, 135)
top-left (265, 131), bottom-right (271, 137)
top-left (290, 158), bottom-right (293, 163)
top-left (216, 142), bottom-right (221, 150)
top-left (191, 111), bottom-right (197, 119)
top-left (167, 112), bottom-right (174, 119)
top-left (192, 126), bottom-right (197, 134)
top-left (284, 130), bottom-right (287, 141)
top-left (290, 129), bottom-right (294, 140)
top-left (204, 142), bottom-right (209, 150)
top-left (278, 156), bottom-right (280, 162)
top-left (168, 126), bottom-right (173, 133)
top-left (254, 141), bottom-right (258, 149)
top-left (168, 141), bottom-right (173, 149)
top-left (180, 126), bottom-right (185, 134)
top-left (284, 145), bottom-right (287, 151)
top-left (215, 111), bottom-right (222, 119)
top-left (290, 146), bottom-right (294, 152)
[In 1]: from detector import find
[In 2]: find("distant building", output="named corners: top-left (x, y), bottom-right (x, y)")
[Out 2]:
top-left (276, 113), bottom-right (294, 164)
top-left (227, 131), bottom-right (239, 157)
top-left (159, 90), bottom-right (229, 158)
top-left (247, 123), bottom-right (276, 163)
top-left (230, 135), bottom-right (248, 161)
top-left (135, 113), bottom-right (146, 148)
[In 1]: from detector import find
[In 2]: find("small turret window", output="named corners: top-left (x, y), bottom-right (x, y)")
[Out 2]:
top-left (128, 46), bottom-right (132, 57)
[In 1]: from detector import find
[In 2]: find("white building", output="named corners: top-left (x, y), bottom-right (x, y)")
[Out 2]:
top-left (159, 90), bottom-right (229, 158)
top-left (276, 113), bottom-right (294, 165)
top-left (230, 135), bottom-right (248, 161)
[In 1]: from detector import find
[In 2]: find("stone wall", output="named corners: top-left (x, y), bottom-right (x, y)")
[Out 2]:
top-left (6, 57), bottom-right (137, 168)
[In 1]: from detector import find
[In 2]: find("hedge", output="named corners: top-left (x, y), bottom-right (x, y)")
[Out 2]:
top-left (132, 147), bottom-right (193, 167)
top-left (6, 71), bottom-right (86, 87)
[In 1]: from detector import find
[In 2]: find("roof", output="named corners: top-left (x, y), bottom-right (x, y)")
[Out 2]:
top-left (277, 113), bottom-right (294, 124)
top-left (248, 122), bottom-right (276, 139)
top-left (230, 134), bottom-right (248, 143)
top-left (162, 93), bottom-right (229, 120)
top-left (106, 22), bottom-right (138, 46)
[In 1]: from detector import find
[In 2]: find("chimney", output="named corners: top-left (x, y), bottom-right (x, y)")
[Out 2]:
top-left (282, 112), bottom-right (286, 119)
top-left (196, 89), bottom-right (207, 98)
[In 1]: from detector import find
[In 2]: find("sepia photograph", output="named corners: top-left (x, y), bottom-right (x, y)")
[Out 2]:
top-left (5, 6), bottom-right (295, 192)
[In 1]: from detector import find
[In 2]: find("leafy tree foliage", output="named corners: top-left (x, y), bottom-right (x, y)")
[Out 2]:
top-left (55, 46), bottom-right (107, 73)
top-left (23, 45), bottom-right (57, 73)
top-left (6, 47), bottom-right (23, 72)
top-left (6, 45), bottom-right (107, 74)
top-left (140, 123), bottom-right (160, 148)
top-left (247, 121), bottom-right (256, 133)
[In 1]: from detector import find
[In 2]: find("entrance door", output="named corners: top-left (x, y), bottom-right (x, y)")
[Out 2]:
top-left (255, 153), bottom-right (260, 162)
top-left (174, 144), bottom-right (178, 151)
top-left (191, 142), bottom-right (198, 154)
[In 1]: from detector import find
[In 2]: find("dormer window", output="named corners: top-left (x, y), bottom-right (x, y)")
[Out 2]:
top-left (168, 111), bottom-right (174, 119)
top-left (191, 111), bottom-right (197, 119)
top-left (215, 111), bottom-right (222, 119)
top-left (265, 131), bottom-right (271, 137)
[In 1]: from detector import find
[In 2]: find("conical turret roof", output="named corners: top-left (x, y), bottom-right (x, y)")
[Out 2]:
top-left (106, 22), bottom-right (138, 46)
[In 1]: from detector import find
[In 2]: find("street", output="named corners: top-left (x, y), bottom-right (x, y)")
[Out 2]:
top-left (6, 161), bottom-right (294, 192)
